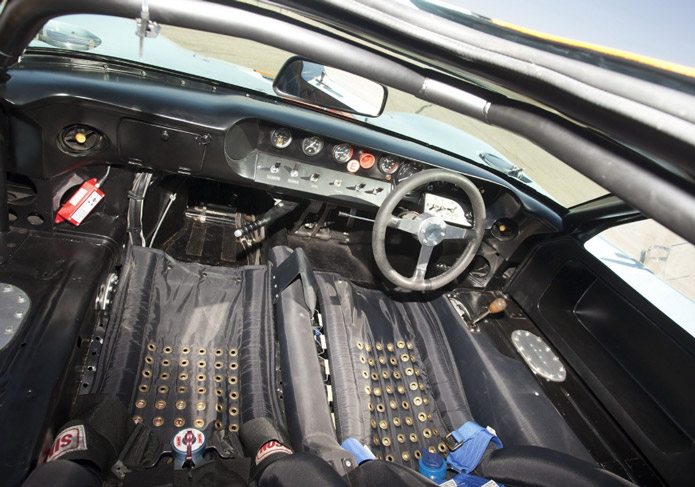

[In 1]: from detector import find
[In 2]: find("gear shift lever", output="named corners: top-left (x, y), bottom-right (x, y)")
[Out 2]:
top-left (467, 297), bottom-right (507, 332)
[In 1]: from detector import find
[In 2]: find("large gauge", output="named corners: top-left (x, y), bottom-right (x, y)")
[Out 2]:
top-left (301, 136), bottom-right (324, 156)
top-left (378, 155), bottom-right (399, 175)
top-left (332, 143), bottom-right (353, 163)
top-left (395, 161), bottom-right (421, 184)
top-left (269, 127), bottom-right (292, 149)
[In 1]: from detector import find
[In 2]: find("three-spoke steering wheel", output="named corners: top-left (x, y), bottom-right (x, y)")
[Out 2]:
top-left (372, 170), bottom-right (486, 291)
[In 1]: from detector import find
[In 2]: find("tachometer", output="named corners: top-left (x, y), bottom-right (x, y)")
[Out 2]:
top-left (394, 161), bottom-right (421, 184)
top-left (378, 155), bottom-right (399, 175)
top-left (332, 143), bottom-right (353, 163)
top-left (269, 127), bottom-right (292, 149)
top-left (301, 136), bottom-right (324, 156)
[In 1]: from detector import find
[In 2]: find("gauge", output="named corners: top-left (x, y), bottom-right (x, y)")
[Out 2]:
top-left (332, 143), bottom-right (353, 163)
top-left (269, 127), bottom-right (292, 149)
top-left (301, 136), bottom-right (324, 156)
top-left (378, 155), bottom-right (399, 175)
top-left (395, 161), bottom-right (421, 184)
top-left (359, 152), bottom-right (376, 169)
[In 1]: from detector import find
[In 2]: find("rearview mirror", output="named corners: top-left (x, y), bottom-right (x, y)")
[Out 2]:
top-left (273, 57), bottom-right (387, 118)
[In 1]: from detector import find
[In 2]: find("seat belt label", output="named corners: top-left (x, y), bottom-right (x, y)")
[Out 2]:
top-left (46, 425), bottom-right (88, 462)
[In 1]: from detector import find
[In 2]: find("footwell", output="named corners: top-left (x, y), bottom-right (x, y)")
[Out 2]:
top-left (91, 246), bottom-right (283, 442)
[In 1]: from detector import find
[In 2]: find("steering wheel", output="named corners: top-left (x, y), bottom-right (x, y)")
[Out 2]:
top-left (372, 170), bottom-right (486, 291)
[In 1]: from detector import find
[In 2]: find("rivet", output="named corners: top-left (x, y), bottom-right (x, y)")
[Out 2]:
top-left (378, 356), bottom-right (386, 365)
top-left (368, 358), bottom-right (375, 366)
top-left (215, 420), bottom-right (223, 431)
top-left (163, 346), bottom-right (172, 354)
top-left (379, 420), bottom-right (388, 430)
top-left (198, 387), bottom-right (207, 394)
top-left (359, 356), bottom-right (366, 364)
top-left (397, 385), bottom-right (406, 394)
top-left (229, 391), bottom-right (238, 400)
top-left (197, 374), bottom-right (206, 381)
top-left (368, 402), bottom-right (374, 412)
top-left (142, 369), bottom-right (152, 378)
top-left (214, 348), bottom-right (223, 356)
top-left (138, 384), bottom-right (149, 392)
top-left (356, 341), bottom-right (363, 349)
top-left (409, 433), bottom-right (418, 443)
top-left (413, 397), bottom-right (422, 406)
top-left (230, 362), bottom-right (238, 370)
top-left (370, 419), bottom-right (377, 429)
top-left (438, 442), bottom-right (447, 453)
top-left (176, 400), bottom-right (186, 410)
top-left (397, 341), bottom-right (405, 349)
top-left (432, 427), bottom-right (439, 436)
top-left (365, 386), bottom-right (371, 395)
top-left (194, 401), bottom-right (206, 411)
top-left (414, 369), bottom-right (421, 377)
top-left (419, 382), bottom-right (425, 391)
top-left (385, 454), bottom-right (394, 462)
top-left (158, 385), bottom-right (169, 393)
top-left (373, 387), bottom-right (382, 397)
top-left (386, 343), bottom-right (394, 352)
top-left (385, 385), bottom-right (394, 394)
top-left (197, 360), bottom-right (206, 368)
top-left (423, 428), bottom-right (432, 438)
top-left (145, 356), bottom-right (154, 364)
top-left (228, 376), bottom-right (238, 385)
top-left (214, 361), bottom-right (224, 369)
top-left (215, 388), bottom-right (223, 397)
top-left (418, 412), bottom-right (427, 422)
top-left (365, 344), bottom-right (372, 352)
top-left (381, 370), bottom-right (390, 380)
top-left (152, 417), bottom-right (164, 427)
top-left (362, 370), bottom-right (369, 379)
top-left (371, 372), bottom-right (379, 381)
top-left (397, 433), bottom-right (406, 443)
top-left (214, 375), bottom-right (223, 383)
top-left (427, 413), bottom-right (433, 421)
top-left (373, 436), bottom-right (379, 446)
top-left (404, 416), bottom-right (413, 426)
top-left (428, 446), bottom-right (436, 454)
top-left (229, 424), bottom-right (239, 432)
top-left (401, 451), bottom-right (411, 461)
top-left (406, 342), bottom-right (414, 350)
top-left (382, 437), bottom-right (391, 447)
top-left (405, 367), bottom-right (414, 376)
top-left (229, 349), bottom-right (238, 357)
top-left (216, 403), bottom-right (224, 413)
top-left (133, 416), bottom-right (143, 424)
top-left (135, 399), bottom-right (147, 408)
top-left (198, 348), bottom-right (206, 355)
top-left (414, 450), bottom-right (422, 459)
top-left (389, 400), bottom-right (398, 410)
top-left (194, 419), bottom-right (205, 428)
top-left (376, 403), bottom-right (386, 413)
top-left (402, 401), bottom-right (410, 410)
top-left (160, 372), bottom-right (170, 380)
top-left (155, 400), bottom-right (166, 409)
top-left (180, 360), bottom-right (189, 367)
top-left (375, 342), bottom-right (383, 351)
top-left (179, 373), bottom-right (189, 381)
top-left (409, 381), bottom-right (418, 391)
top-left (393, 371), bottom-right (402, 380)
top-left (393, 417), bottom-right (401, 427)
top-left (400, 353), bottom-right (409, 362)
top-left (228, 406), bottom-right (238, 417)
top-left (389, 357), bottom-right (398, 366)
top-left (182, 347), bottom-right (190, 354)
top-left (147, 343), bottom-right (156, 352)
top-left (423, 397), bottom-right (430, 406)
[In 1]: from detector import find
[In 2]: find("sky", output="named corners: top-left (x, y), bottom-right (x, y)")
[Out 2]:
top-left (422, 0), bottom-right (695, 67)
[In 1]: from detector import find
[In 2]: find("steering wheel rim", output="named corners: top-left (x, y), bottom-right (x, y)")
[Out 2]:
top-left (372, 169), bottom-right (486, 291)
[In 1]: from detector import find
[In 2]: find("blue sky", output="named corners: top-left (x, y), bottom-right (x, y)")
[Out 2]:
top-left (432, 0), bottom-right (695, 66)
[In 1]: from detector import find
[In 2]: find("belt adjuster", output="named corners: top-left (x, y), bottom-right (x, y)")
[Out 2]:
top-left (445, 431), bottom-right (462, 451)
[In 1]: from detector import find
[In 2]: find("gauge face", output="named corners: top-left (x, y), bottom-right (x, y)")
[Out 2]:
top-left (378, 155), bottom-right (399, 175)
top-left (332, 143), bottom-right (353, 163)
top-left (269, 127), bottom-right (292, 149)
top-left (301, 136), bottom-right (324, 156)
top-left (395, 161), bottom-right (420, 184)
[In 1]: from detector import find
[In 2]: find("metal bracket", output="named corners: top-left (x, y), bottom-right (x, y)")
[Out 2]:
top-left (447, 295), bottom-right (480, 332)
top-left (136, 0), bottom-right (161, 59)
top-left (272, 247), bottom-right (319, 312)
top-left (0, 283), bottom-right (30, 350)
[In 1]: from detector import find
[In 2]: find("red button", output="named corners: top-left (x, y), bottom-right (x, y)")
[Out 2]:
top-left (359, 153), bottom-right (375, 169)
top-left (347, 160), bottom-right (360, 173)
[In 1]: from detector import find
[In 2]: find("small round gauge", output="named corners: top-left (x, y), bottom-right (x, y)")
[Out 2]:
top-left (332, 143), bottom-right (353, 163)
top-left (269, 127), bottom-right (292, 149)
top-left (395, 161), bottom-right (421, 184)
top-left (301, 136), bottom-right (324, 156)
top-left (378, 155), bottom-right (399, 175)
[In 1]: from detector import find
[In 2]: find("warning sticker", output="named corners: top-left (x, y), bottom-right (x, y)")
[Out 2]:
top-left (47, 425), bottom-right (88, 462)
top-left (71, 192), bottom-right (104, 224)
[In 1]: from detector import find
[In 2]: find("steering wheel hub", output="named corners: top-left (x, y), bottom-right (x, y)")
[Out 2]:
top-left (418, 215), bottom-right (447, 246)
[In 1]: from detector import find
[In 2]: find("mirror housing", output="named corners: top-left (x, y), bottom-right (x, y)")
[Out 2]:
top-left (273, 57), bottom-right (387, 118)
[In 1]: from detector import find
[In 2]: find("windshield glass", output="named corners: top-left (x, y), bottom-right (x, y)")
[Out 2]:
top-left (28, 14), bottom-right (608, 207)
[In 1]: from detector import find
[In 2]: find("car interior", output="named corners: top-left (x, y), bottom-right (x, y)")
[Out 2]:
top-left (0, 1), bottom-right (693, 487)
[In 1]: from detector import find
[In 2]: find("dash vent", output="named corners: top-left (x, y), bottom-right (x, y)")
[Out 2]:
top-left (58, 125), bottom-right (107, 155)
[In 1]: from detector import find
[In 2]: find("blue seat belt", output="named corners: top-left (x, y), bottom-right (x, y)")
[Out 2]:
top-left (445, 421), bottom-right (503, 474)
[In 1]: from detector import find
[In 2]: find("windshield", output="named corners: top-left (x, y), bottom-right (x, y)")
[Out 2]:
top-left (27, 14), bottom-right (608, 207)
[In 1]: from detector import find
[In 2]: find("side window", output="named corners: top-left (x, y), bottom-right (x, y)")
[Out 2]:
top-left (585, 219), bottom-right (695, 337)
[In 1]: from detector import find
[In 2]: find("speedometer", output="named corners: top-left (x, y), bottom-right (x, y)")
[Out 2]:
top-left (378, 155), bottom-right (399, 175)
top-left (269, 127), bottom-right (292, 149)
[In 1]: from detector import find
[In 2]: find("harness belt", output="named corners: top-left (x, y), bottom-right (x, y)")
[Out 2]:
top-left (445, 421), bottom-right (503, 474)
